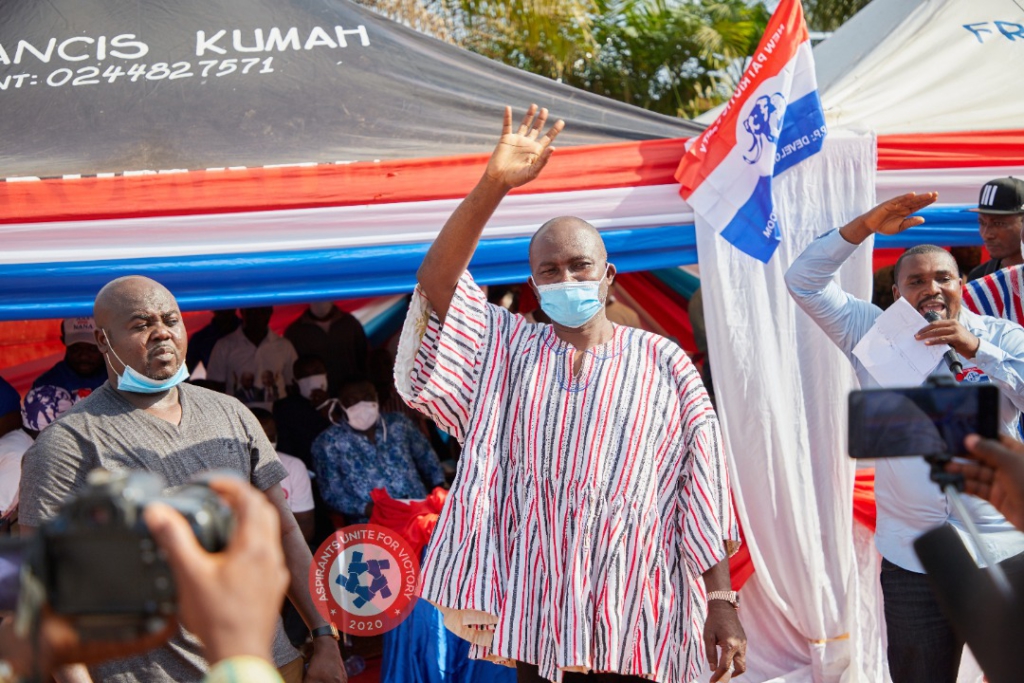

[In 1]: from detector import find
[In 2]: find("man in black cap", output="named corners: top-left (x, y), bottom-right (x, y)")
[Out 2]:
top-left (966, 176), bottom-right (1024, 282)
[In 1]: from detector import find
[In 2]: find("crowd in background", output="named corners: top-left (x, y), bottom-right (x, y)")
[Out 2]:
top-left (0, 284), bottom-right (648, 554)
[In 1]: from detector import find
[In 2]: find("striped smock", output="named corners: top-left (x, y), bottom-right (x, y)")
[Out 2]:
top-left (394, 272), bottom-right (737, 683)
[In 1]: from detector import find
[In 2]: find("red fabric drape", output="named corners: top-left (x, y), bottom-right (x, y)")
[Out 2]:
top-left (368, 487), bottom-right (449, 557)
top-left (1, 139), bottom-right (689, 225)
top-left (877, 129), bottom-right (1024, 171)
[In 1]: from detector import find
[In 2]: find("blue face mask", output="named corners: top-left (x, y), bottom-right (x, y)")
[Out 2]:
top-left (533, 267), bottom-right (608, 329)
top-left (102, 330), bottom-right (189, 394)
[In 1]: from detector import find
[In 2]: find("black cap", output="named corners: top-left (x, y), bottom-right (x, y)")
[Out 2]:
top-left (969, 177), bottom-right (1024, 215)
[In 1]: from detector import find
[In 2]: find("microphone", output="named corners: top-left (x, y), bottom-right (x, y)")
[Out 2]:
top-left (924, 310), bottom-right (964, 376)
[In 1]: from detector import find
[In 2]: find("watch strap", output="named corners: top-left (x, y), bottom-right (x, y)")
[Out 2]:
top-left (311, 624), bottom-right (340, 640)
top-left (707, 590), bottom-right (740, 607)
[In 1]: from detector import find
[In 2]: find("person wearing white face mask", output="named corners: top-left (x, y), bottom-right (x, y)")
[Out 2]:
top-left (394, 105), bottom-right (745, 683)
top-left (285, 300), bottom-right (369, 396)
top-left (310, 380), bottom-right (445, 525)
top-left (272, 355), bottom-right (334, 471)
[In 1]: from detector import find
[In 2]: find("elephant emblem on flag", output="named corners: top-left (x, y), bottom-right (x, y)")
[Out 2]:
top-left (742, 93), bottom-right (787, 164)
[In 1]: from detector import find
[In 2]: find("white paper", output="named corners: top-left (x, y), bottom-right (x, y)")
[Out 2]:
top-left (852, 296), bottom-right (947, 387)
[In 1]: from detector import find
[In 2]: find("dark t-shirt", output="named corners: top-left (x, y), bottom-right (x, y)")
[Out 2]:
top-left (32, 360), bottom-right (107, 398)
top-left (19, 382), bottom-right (296, 682)
top-left (285, 310), bottom-right (369, 393)
top-left (273, 394), bottom-right (330, 469)
top-left (0, 377), bottom-right (18, 417)
top-left (967, 258), bottom-right (1003, 283)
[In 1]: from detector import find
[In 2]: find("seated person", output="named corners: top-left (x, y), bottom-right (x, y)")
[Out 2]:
top-left (250, 407), bottom-right (315, 544)
top-left (206, 307), bottom-right (297, 404)
top-left (0, 386), bottom-right (76, 526)
top-left (272, 356), bottom-right (333, 470)
top-left (185, 309), bottom-right (241, 374)
top-left (250, 406), bottom-right (317, 649)
top-left (311, 380), bottom-right (445, 524)
top-left (235, 371), bottom-right (264, 405)
top-left (285, 301), bottom-right (368, 395)
top-left (33, 317), bottom-right (107, 399)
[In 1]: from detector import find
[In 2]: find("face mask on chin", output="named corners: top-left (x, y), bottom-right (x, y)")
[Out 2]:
top-left (343, 401), bottom-right (379, 431)
top-left (102, 330), bottom-right (189, 394)
top-left (532, 266), bottom-right (609, 329)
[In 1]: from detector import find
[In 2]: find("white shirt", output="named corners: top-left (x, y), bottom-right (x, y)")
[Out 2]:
top-left (206, 328), bottom-right (298, 401)
top-left (278, 451), bottom-right (314, 513)
top-left (787, 229), bottom-right (1024, 572)
top-left (0, 430), bottom-right (33, 514)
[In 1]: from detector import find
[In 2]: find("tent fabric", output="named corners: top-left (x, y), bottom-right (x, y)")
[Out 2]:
top-left (613, 272), bottom-right (696, 351)
top-left (0, 139), bottom-right (691, 223)
top-left (697, 132), bottom-right (880, 681)
top-left (877, 130), bottom-right (1024, 171)
top-left (816, 0), bottom-right (1024, 134)
top-left (0, 0), bottom-right (700, 180)
top-left (0, 132), bottom-right (1015, 321)
top-left (811, 0), bottom-right (920, 96)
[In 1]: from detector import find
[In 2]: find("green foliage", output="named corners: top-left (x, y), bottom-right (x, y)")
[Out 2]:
top-left (802, 0), bottom-right (872, 32)
top-left (359, 0), bottom-right (771, 117)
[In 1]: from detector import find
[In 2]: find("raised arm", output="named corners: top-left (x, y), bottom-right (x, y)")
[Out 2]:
top-left (838, 191), bottom-right (937, 245)
top-left (785, 192), bottom-right (938, 356)
top-left (417, 104), bottom-right (564, 323)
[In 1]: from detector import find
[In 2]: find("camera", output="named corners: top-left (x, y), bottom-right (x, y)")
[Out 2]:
top-left (0, 469), bottom-right (234, 641)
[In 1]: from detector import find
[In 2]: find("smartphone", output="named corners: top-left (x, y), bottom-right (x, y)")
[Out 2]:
top-left (847, 384), bottom-right (1000, 459)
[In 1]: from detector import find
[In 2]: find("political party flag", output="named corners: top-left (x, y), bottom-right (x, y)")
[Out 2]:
top-left (964, 264), bottom-right (1024, 323)
top-left (675, 0), bottom-right (826, 263)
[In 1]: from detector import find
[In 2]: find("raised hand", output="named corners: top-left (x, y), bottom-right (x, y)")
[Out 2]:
top-left (862, 192), bottom-right (939, 236)
top-left (417, 104), bottom-right (565, 322)
top-left (484, 104), bottom-right (565, 190)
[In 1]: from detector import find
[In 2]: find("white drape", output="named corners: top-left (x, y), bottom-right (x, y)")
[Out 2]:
top-left (695, 131), bottom-right (881, 681)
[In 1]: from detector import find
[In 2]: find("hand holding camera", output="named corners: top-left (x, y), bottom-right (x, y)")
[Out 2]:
top-left (144, 476), bottom-right (288, 664)
top-left (0, 473), bottom-right (289, 678)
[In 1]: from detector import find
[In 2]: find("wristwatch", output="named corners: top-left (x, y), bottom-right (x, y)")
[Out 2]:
top-left (707, 590), bottom-right (740, 608)
top-left (311, 624), bottom-right (340, 641)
